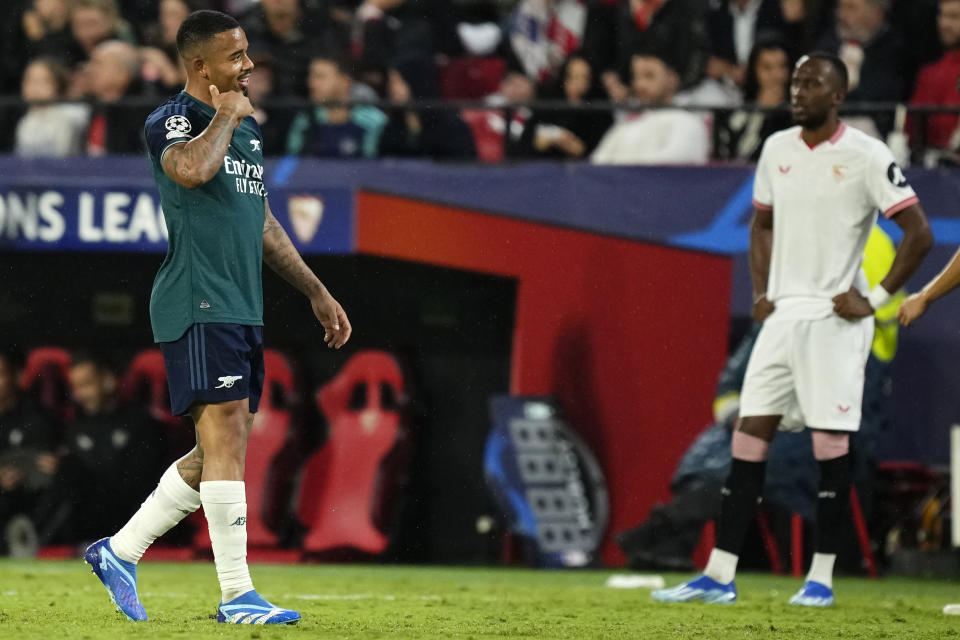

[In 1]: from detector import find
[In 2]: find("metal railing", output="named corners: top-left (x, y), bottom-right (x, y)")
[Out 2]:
top-left (1, 95), bottom-right (958, 163)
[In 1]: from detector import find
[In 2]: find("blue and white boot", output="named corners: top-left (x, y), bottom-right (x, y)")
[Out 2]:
top-left (789, 581), bottom-right (835, 607)
top-left (84, 537), bottom-right (148, 621)
top-left (651, 574), bottom-right (738, 604)
top-left (217, 590), bottom-right (301, 625)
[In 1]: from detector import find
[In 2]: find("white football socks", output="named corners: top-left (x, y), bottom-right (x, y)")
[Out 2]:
top-left (704, 548), bottom-right (739, 585)
top-left (806, 552), bottom-right (836, 589)
top-left (111, 462), bottom-right (201, 564)
top-left (200, 480), bottom-right (254, 603)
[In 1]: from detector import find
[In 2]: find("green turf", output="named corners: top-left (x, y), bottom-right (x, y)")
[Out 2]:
top-left (0, 559), bottom-right (958, 639)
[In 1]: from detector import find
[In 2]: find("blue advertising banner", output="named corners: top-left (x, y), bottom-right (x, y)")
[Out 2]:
top-left (0, 157), bottom-right (353, 254)
top-left (3, 156), bottom-right (958, 261)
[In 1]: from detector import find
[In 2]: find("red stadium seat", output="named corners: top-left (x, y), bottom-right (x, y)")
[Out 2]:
top-left (194, 349), bottom-right (297, 550)
top-left (439, 57), bottom-right (506, 99)
top-left (20, 346), bottom-right (72, 420)
top-left (121, 349), bottom-right (178, 426)
top-left (297, 351), bottom-right (404, 554)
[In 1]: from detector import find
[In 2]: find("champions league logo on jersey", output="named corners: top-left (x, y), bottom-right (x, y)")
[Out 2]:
top-left (223, 155), bottom-right (266, 197)
top-left (164, 115), bottom-right (192, 140)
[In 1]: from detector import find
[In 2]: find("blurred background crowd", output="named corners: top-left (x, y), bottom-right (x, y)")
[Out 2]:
top-left (0, 0), bottom-right (957, 165)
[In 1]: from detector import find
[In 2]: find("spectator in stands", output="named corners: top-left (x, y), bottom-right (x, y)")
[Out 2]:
top-left (488, 70), bottom-right (536, 109)
top-left (40, 353), bottom-right (162, 544)
top-left (379, 67), bottom-right (476, 160)
top-left (15, 57), bottom-right (89, 158)
top-left (81, 40), bottom-right (149, 155)
top-left (485, 70), bottom-right (535, 148)
top-left (714, 38), bottom-right (793, 162)
top-left (705, 0), bottom-right (798, 90)
top-left (516, 54), bottom-right (611, 159)
top-left (286, 52), bottom-right (387, 158)
top-left (69, 0), bottom-right (138, 63)
top-left (779, 0), bottom-right (835, 54)
top-left (352, 0), bottom-right (453, 98)
top-left (909, 0), bottom-right (960, 153)
top-left (612, 0), bottom-right (711, 90)
top-left (591, 54), bottom-right (710, 165)
top-left (818, 0), bottom-right (907, 134)
top-left (240, 0), bottom-right (345, 97)
top-left (0, 348), bottom-right (58, 555)
top-left (139, 0), bottom-right (199, 93)
top-left (16, 1), bottom-right (74, 77)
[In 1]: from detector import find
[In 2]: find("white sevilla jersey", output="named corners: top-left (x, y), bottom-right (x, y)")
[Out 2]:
top-left (752, 123), bottom-right (917, 319)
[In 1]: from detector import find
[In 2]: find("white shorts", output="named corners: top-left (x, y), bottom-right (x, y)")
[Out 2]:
top-left (739, 314), bottom-right (873, 432)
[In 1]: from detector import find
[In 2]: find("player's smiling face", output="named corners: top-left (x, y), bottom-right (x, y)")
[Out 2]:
top-left (790, 57), bottom-right (842, 129)
top-left (201, 28), bottom-right (254, 95)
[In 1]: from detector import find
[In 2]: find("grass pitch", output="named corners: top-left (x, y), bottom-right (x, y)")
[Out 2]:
top-left (0, 559), bottom-right (958, 639)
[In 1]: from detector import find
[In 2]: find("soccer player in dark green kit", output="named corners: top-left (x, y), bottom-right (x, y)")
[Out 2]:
top-left (83, 10), bottom-right (351, 625)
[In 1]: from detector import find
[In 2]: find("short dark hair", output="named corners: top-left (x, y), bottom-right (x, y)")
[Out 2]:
top-left (310, 50), bottom-right (353, 76)
top-left (25, 57), bottom-right (70, 96)
top-left (802, 51), bottom-right (849, 96)
top-left (176, 9), bottom-right (241, 58)
top-left (743, 36), bottom-right (790, 102)
top-left (69, 350), bottom-right (115, 376)
top-left (631, 52), bottom-right (679, 76)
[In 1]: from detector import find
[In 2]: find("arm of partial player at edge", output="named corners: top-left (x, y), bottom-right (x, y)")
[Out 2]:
top-left (160, 110), bottom-right (239, 189)
top-left (261, 198), bottom-right (327, 299)
top-left (891, 204), bottom-right (960, 305)
top-left (881, 204), bottom-right (934, 295)
top-left (749, 206), bottom-right (773, 300)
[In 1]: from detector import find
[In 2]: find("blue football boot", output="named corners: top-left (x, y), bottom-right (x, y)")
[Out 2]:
top-left (789, 581), bottom-right (835, 607)
top-left (84, 537), bottom-right (148, 621)
top-left (217, 590), bottom-right (301, 625)
top-left (651, 574), bottom-right (738, 604)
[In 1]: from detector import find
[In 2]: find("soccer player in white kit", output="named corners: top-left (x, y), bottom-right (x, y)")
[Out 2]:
top-left (653, 53), bottom-right (933, 606)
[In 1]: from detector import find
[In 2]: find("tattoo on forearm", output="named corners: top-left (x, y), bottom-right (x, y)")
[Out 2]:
top-left (262, 205), bottom-right (323, 297)
top-left (163, 111), bottom-right (236, 187)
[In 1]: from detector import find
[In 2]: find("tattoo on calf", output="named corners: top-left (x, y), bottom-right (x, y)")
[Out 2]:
top-left (177, 440), bottom-right (205, 489)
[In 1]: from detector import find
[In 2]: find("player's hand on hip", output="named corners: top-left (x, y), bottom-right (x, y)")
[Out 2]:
top-left (897, 292), bottom-right (929, 327)
top-left (832, 286), bottom-right (873, 321)
top-left (751, 295), bottom-right (775, 323)
top-left (311, 289), bottom-right (352, 349)
top-left (210, 85), bottom-right (254, 124)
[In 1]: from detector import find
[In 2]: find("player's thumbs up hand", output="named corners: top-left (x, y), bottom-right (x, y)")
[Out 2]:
top-left (209, 84), bottom-right (253, 124)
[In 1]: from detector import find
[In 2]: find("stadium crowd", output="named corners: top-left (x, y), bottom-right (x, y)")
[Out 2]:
top-left (0, 0), bottom-right (957, 163)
